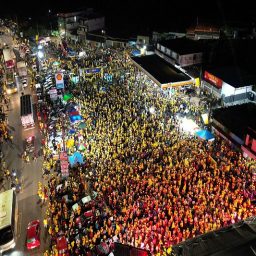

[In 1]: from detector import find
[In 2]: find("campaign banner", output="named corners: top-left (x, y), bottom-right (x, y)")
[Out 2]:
top-left (85, 67), bottom-right (101, 74)
top-left (55, 72), bottom-right (65, 89)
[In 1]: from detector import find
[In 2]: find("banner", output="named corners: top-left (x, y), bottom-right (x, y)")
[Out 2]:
top-left (204, 71), bottom-right (222, 89)
top-left (55, 72), bottom-right (64, 89)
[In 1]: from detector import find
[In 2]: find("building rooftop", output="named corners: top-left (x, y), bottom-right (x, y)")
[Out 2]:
top-left (131, 54), bottom-right (192, 85)
top-left (212, 102), bottom-right (256, 139)
top-left (205, 66), bottom-right (256, 88)
top-left (172, 218), bottom-right (256, 256)
top-left (159, 38), bottom-right (202, 55)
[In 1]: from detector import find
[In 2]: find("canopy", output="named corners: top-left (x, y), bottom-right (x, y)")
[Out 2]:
top-left (78, 144), bottom-right (86, 151)
top-left (195, 130), bottom-right (215, 140)
top-left (68, 151), bottom-right (84, 167)
top-left (69, 129), bottom-right (76, 134)
top-left (70, 115), bottom-right (83, 123)
top-left (78, 122), bottom-right (86, 129)
top-left (63, 93), bottom-right (73, 102)
top-left (52, 61), bottom-right (60, 66)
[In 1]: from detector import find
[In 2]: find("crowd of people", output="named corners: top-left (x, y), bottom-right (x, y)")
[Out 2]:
top-left (38, 41), bottom-right (256, 256)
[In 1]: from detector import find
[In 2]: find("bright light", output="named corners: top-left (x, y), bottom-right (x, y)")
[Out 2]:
top-left (37, 51), bottom-right (44, 59)
top-left (149, 106), bottom-right (155, 114)
top-left (78, 51), bottom-right (85, 57)
top-left (38, 44), bottom-right (43, 50)
top-left (74, 16), bottom-right (77, 22)
top-left (179, 117), bottom-right (199, 134)
top-left (143, 45), bottom-right (147, 50)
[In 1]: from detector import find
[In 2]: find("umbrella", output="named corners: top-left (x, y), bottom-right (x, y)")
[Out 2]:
top-left (195, 130), bottom-right (215, 140)
top-left (78, 144), bottom-right (86, 151)
top-left (66, 139), bottom-right (74, 148)
top-left (63, 93), bottom-right (73, 102)
top-left (52, 61), bottom-right (60, 66)
top-left (78, 122), bottom-right (86, 129)
top-left (69, 129), bottom-right (76, 134)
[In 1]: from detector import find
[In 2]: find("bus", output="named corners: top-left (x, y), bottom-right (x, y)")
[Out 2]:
top-left (20, 94), bottom-right (35, 128)
top-left (0, 190), bottom-right (17, 253)
top-left (2, 48), bottom-right (16, 69)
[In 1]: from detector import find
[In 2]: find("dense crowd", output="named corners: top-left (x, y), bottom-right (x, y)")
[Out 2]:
top-left (39, 42), bottom-right (256, 256)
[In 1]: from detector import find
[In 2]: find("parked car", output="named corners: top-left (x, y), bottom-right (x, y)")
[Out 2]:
top-left (26, 220), bottom-right (40, 250)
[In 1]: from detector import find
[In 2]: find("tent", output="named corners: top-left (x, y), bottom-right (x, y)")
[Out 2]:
top-left (70, 115), bottom-right (83, 123)
top-left (78, 122), bottom-right (86, 129)
top-left (195, 130), bottom-right (215, 140)
top-left (78, 144), bottom-right (86, 151)
top-left (68, 151), bottom-right (84, 166)
top-left (63, 93), bottom-right (73, 102)
top-left (69, 129), bottom-right (76, 134)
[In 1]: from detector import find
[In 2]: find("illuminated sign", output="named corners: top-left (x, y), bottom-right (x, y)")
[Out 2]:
top-left (55, 72), bottom-right (64, 89)
top-left (162, 80), bottom-right (193, 89)
top-left (204, 71), bottom-right (222, 89)
top-left (85, 68), bottom-right (101, 74)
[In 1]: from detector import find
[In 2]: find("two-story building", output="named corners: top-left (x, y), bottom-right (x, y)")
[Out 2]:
top-left (77, 14), bottom-right (105, 41)
top-left (57, 11), bottom-right (85, 38)
top-left (202, 66), bottom-right (256, 104)
top-left (155, 38), bottom-right (203, 67)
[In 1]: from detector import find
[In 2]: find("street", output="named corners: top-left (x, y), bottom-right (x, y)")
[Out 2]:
top-left (2, 85), bottom-right (49, 255)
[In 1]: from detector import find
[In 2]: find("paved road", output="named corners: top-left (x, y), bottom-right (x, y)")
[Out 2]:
top-left (2, 85), bottom-right (49, 255)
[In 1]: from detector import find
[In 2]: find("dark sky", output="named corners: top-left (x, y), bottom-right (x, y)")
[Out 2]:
top-left (2, 0), bottom-right (256, 33)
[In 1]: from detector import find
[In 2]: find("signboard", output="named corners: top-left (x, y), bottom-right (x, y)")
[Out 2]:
top-left (204, 71), bottom-right (223, 89)
top-left (49, 88), bottom-right (58, 100)
top-left (55, 72), bottom-right (64, 89)
top-left (85, 68), bottom-right (101, 74)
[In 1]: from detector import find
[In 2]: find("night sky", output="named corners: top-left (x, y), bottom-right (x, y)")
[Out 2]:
top-left (1, 0), bottom-right (256, 33)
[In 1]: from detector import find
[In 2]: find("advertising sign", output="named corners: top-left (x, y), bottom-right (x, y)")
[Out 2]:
top-left (85, 67), bottom-right (101, 74)
top-left (55, 72), bottom-right (64, 89)
top-left (204, 71), bottom-right (223, 89)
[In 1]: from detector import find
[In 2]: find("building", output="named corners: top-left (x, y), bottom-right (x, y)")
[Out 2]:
top-left (172, 217), bottom-right (256, 256)
top-left (57, 11), bottom-right (85, 38)
top-left (131, 54), bottom-right (194, 90)
top-left (77, 14), bottom-right (105, 41)
top-left (202, 66), bottom-right (256, 104)
top-left (155, 38), bottom-right (203, 67)
top-left (186, 24), bottom-right (220, 40)
top-left (152, 31), bottom-right (186, 44)
top-left (57, 8), bottom-right (104, 40)
top-left (212, 103), bottom-right (256, 160)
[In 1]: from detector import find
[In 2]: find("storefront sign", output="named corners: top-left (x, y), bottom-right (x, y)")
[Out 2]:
top-left (55, 72), bottom-right (65, 89)
top-left (204, 71), bottom-right (222, 89)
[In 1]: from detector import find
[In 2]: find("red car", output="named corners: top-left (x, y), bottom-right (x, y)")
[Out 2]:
top-left (26, 220), bottom-right (40, 250)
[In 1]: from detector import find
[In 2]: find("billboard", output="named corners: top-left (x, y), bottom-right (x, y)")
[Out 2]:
top-left (55, 72), bottom-right (64, 89)
top-left (204, 71), bottom-right (223, 89)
